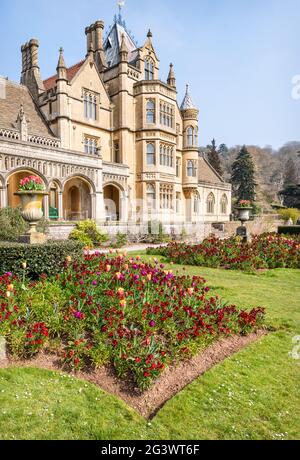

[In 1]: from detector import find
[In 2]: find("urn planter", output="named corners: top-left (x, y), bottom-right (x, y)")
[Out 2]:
top-left (235, 206), bottom-right (252, 225)
top-left (14, 191), bottom-right (48, 244)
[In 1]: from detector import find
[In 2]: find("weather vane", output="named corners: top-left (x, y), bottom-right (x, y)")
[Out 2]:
top-left (117, 0), bottom-right (125, 15)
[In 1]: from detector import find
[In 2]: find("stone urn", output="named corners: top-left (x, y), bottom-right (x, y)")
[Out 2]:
top-left (14, 191), bottom-right (49, 244)
top-left (235, 206), bottom-right (252, 225)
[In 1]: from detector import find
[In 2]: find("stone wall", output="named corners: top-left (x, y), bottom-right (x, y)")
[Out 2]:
top-left (224, 215), bottom-right (282, 237)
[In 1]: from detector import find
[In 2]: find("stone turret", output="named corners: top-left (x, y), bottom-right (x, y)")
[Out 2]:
top-left (55, 48), bottom-right (69, 148)
top-left (167, 63), bottom-right (176, 88)
top-left (181, 85), bottom-right (199, 190)
top-left (20, 39), bottom-right (45, 99)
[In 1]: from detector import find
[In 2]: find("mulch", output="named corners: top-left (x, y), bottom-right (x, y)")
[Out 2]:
top-left (0, 330), bottom-right (267, 419)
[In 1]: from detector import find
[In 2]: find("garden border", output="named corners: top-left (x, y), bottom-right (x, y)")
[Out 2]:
top-left (0, 329), bottom-right (267, 419)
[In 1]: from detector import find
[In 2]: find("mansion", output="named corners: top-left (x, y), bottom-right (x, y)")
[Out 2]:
top-left (0, 11), bottom-right (231, 231)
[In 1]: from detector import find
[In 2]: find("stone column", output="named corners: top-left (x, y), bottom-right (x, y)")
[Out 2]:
top-left (0, 187), bottom-right (8, 209)
top-left (120, 191), bottom-right (128, 222)
top-left (43, 194), bottom-right (49, 219)
top-left (58, 192), bottom-right (64, 221)
top-left (91, 193), bottom-right (96, 220)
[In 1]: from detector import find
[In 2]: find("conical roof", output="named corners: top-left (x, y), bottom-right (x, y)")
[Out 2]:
top-left (180, 84), bottom-right (197, 110)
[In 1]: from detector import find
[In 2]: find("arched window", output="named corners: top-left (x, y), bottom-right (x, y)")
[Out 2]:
top-left (220, 194), bottom-right (228, 214)
top-left (187, 160), bottom-right (196, 177)
top-left (146, 143), bottom-right (155, 165)
top-left (207, 193), bottom-right (215, 214)
top-left (146, 100), bottom-right (155, 123)
top-left (187, 127), bottom-right (194, 147)
top-left (145, 59), bottom-right (154, 80)
top-left (194, 192), bottom-right (200, 214)
top-left (147, 184), bottom-right (156, 208)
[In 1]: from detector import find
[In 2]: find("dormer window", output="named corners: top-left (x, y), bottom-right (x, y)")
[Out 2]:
top-left (83, 90), bottom-right (98, 121)
top-left (145, 59), bottom-right (154, 80)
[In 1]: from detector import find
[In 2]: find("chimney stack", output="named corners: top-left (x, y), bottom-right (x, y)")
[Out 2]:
top-left (85, 20), bottom-right (107, 69)
top-left (20, 39), bottom-right (45, 98)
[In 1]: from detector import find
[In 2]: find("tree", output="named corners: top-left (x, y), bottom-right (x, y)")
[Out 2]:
top-left (279, 184), bottom-right (300, 209)
top-left (206, 139), bottom-right (223, 176)
top-left (218, 143), bottom-right (229, 155)
top-left (231, 145), bottom-right (256, 202)
top-left (284, 157), bottom-right (299, 186)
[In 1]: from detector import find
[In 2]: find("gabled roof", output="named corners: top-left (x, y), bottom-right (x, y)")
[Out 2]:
top-left (181, 84), bottom-right (197, 111)
top-left (0, 79), bottom-right (56, 138)
top-left (103, 15), bottom-right (138, 67)
top-left (43, 59), bottom-right (85, 91)
top-left (198, 156), bottom-right (224, 183)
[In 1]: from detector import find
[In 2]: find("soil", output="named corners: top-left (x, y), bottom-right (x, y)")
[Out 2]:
top-left (0, 330), bottom-right (266, 419)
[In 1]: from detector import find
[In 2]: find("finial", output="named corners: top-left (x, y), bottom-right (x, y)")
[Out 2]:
top-left (59, 47), bottom-right (64, 54)
top-left (57, 46), bottom-right (66, 70)
top-left (147, 29), bottom-right (153, 39)
top-left (117, 1), bottom-right (125, 23)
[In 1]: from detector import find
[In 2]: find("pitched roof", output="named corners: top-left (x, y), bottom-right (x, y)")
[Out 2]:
top-left (0, 79), bottom-right (55, 138)
top-left (103, 17), bottom-right (138, 67)
top-left (43, 59), bottom-right (85, 90)
top-left (198, 156), bottom-right (223, 183)
top-left (181, 84), bottom-right (197, 111)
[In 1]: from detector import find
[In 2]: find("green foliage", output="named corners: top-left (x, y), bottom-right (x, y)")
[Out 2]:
top-left (147, 221), bottom-right (170, 243)
top-left (112, 232), bottom-right (128, 248)
top-left (278, 208), bottom-right (300, 224)
top-left (231, 145), bottom-right (257, 202)
top-left (278, 226), bottom-right (300, 235)
top-left (69, 220), bottom-right (108, 248)
top-left (206, 139), bottom-right (223, 176)
top-left (280, 185), bottom-right (300, 209)
top-left (0, 207), bottom-right (27, 242)
top-left (0, 240), bottom-right (84, 279)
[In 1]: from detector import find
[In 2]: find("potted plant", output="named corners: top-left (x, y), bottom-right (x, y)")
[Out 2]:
top-left (235, 200), bottom-right (252, 224)
top-left (14, 176), bottom-right (48, 241)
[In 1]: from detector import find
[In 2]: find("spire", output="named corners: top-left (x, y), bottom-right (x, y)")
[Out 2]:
top-left (180, 84), bottom-right (197, 110)
top-left (167, 63), bottom-right (176, 88)
top-left (56, 47), bottom-right (67, 80)
top-left (119, 33), bottom-right (128, 62)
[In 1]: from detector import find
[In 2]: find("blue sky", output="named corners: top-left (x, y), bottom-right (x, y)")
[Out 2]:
top-left (0, 0), bottom-right (299, 149)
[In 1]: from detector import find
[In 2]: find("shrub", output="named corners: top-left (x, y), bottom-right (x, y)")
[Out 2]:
top-left (278, 226), bottom-right (300, 235)
top-left (147, 221), bottom-right (170, 244)
top-left (69, 220), bottom-right (108, 248)
top-left (0, 207), bottom-right (27, 242)
top-left (147, 234), bottom-right (300, 270)
top-left (278, 208), bottom-right (300, 225)
top-left (0, 240), bottom-right (84, 279)
top-left (0, 207), bottom-right (49, 242)
top-left (112, 232), bottom-right (128, 248)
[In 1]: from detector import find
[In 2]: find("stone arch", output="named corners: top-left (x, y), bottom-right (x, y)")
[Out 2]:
top-left (103, 182), bottom-right (125, 222)
top-left (62, 173), bottom-right (96, 194)
top-left (63, 175), bottom-right (94, 221)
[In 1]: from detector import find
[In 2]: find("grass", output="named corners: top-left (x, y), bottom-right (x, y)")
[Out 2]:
top-left (0, 255), bottom-right (299, 440)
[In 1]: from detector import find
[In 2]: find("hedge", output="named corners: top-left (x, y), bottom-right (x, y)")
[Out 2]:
top-left (278, 226), bottom-right (300, 235)
top-left (0, 240), bottom-right (84, 279)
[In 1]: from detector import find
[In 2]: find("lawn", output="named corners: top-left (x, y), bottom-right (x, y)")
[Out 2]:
top-left (0, 256), bottom-right (299, 440)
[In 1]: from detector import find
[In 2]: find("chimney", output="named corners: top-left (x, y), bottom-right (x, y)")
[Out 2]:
top-left (85, 21), bottom-right (107, 69)
top-left (20, 39), bottom-right (45, 99)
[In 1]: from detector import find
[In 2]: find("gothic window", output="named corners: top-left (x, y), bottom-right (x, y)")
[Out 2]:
top-left (113, 142), bottom-right (121, 163)
top-left (176, 192), bottom-right (181, 213)
top-left (146, 143), bottom-right (155, 165)
top-left (83, 90), bottom-right (98, 121)
top-left (159, 144), bottom-right (174, 167)
top-left (84, 135), bottom-right (98, 155)
top-left (146, 184), bottom-right (156, 209)
top-left (160, 185), bottom-right (174, 210)
top-left (176, 158), bottom-right (180, 177)
top-left (194, 192), bottom-right (200, 213)
top-left (187, 127), bottom-right (194, 147)
top-left (207, 193), bottom-right (215, 214)
top-left (187, 160), bottom-right (196, 177)
top-left (146, 99), bottom-right (155, 123)
top-left (145, 59), bottom-right (154, 80)
top-left (220, 194), bottom-right (228, 214)
top-left (160, 101), bottom-right (174, 128)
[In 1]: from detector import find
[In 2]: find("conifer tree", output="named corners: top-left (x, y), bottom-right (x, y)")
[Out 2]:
top-left (206, 139), bottom-right (223, 176)
top-left (231, 145), bottom-right (256, 202)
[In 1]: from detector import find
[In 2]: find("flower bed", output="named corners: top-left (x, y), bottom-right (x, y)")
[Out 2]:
top-left (147, 234), bottom-right (300, 271)
top-left (0, 254), bottom-right (265, 389)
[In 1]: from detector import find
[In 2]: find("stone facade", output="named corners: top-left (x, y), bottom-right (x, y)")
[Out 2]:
top-left (0, 12), bottom-right (231, 229)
